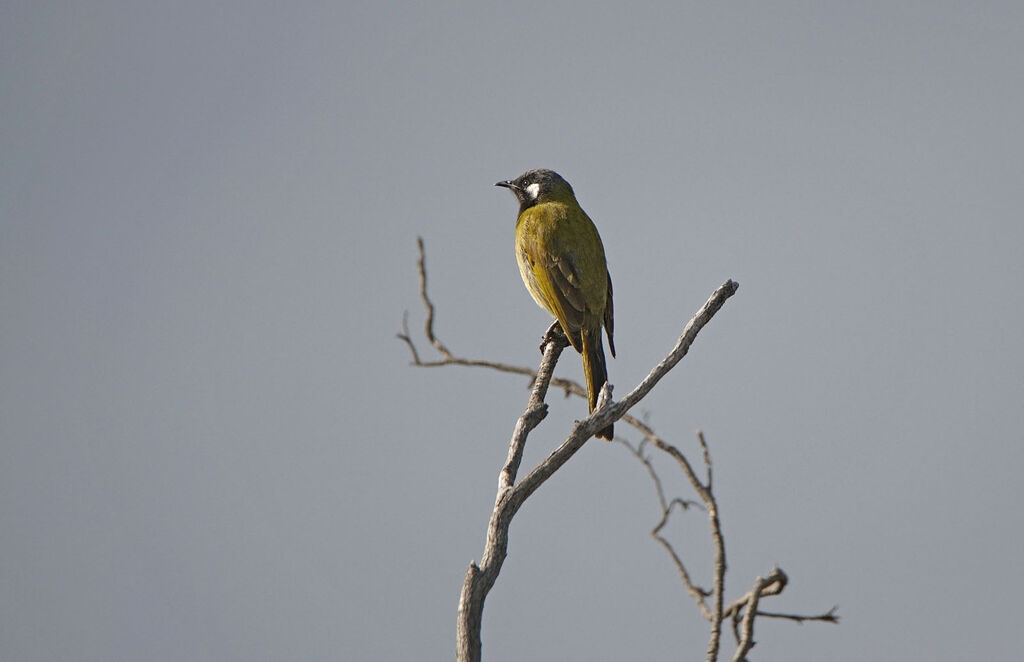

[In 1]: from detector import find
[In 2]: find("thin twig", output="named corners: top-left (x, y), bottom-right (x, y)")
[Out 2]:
top-left (397, 239), bottom-right (586, 392)
top-left (619, 431), bottom-right (837, 661)
top-left (697, 429), bottom-right (713, 490)
top-left (755, 606), bottom-right (839, 625)
top-left (723, 568), bottom-right (788, 621)
top-left (618, 438), bottom-right (711, 618)
top-left (416, 236), bottom-right (452, 359)
top-left (619, 426), bottom-right (727, 662)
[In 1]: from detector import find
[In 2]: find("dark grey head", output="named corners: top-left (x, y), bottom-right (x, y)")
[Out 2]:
top-left (495, 168), bottom-right (575, 212)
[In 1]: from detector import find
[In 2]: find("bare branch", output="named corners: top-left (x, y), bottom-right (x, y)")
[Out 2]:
top-left (618, 438), bottom-right (711, 618)
top-left (697, 429), bottom-right (713, 490)
top-left (456, 332), bottom-right (568, 662)
top-left (400, 239), bottom-right (834, 660)
top-left (723, 566), bottom-right (838, 632)
top-left (620, 431), bottom-right (838, 661)
top-left (755, 606), bottom-right (840, 625)
top-left (407, 254), bottom-right (738, 661)
top-left (731, 571), bottom-right (774, 662)
top-left (617, 425), bottom-right (728, 661)
top-left (415, 236), bottom-right (452, 359)
top-left (724, 567), bottom-right (788, 621)
top-left (510, 279), bottom-right (738, 507)
top-left (586, 279), bottom-right (739, 436)
top-left (397, 239), bottom-right (585, 391)
top-left (395, 311), bottom-right (423, 364)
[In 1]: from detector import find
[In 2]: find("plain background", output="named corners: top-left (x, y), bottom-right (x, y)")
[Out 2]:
top-left (3, 2), bottom-right (1022, 660)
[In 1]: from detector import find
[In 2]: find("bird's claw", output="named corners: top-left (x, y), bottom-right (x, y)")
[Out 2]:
top-left (540, 321), bottom-right (567, 353)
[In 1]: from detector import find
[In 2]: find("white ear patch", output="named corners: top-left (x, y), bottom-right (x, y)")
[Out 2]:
top-left (525, 182), bottom-right (541, 199)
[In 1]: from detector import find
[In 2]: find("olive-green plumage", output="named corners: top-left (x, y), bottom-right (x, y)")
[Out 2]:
top-left (496, 169), bottom-right (615, 440)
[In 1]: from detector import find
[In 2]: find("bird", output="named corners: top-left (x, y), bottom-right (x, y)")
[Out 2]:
top-left (496, 169), bottom-right (616, 440)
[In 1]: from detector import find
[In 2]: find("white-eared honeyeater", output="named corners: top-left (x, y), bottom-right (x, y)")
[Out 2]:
top-left (496, 169), bottom-right (615, 440)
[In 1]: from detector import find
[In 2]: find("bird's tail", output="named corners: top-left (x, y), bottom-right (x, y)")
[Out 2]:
top-left (581, 325), bottom-right (613, 440)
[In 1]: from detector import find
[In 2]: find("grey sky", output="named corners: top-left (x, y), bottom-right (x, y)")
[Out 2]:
top-left (2, 2), bottom-right (1022, 660)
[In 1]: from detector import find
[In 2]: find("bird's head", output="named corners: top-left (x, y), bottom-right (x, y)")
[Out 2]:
top-left (495, 169), bottom-right (575, 210)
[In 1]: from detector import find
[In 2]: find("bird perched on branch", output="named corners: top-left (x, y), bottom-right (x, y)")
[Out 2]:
top-left (496, 169), bottom-right (616, 440)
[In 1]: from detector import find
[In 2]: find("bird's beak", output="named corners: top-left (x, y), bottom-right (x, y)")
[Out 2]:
top-left (495, 180), bottom-right (516, 190)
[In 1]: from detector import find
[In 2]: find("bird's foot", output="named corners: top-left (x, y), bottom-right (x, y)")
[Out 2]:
top-left (540, 321), bottom-right (568, 353)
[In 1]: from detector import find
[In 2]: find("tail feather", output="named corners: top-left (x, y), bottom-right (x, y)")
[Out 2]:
top-left (581, 325), bottom-right (613, 440)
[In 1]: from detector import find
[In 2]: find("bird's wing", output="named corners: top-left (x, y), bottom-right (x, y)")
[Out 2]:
top-left (518, 231), bottom-right (587, 349)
